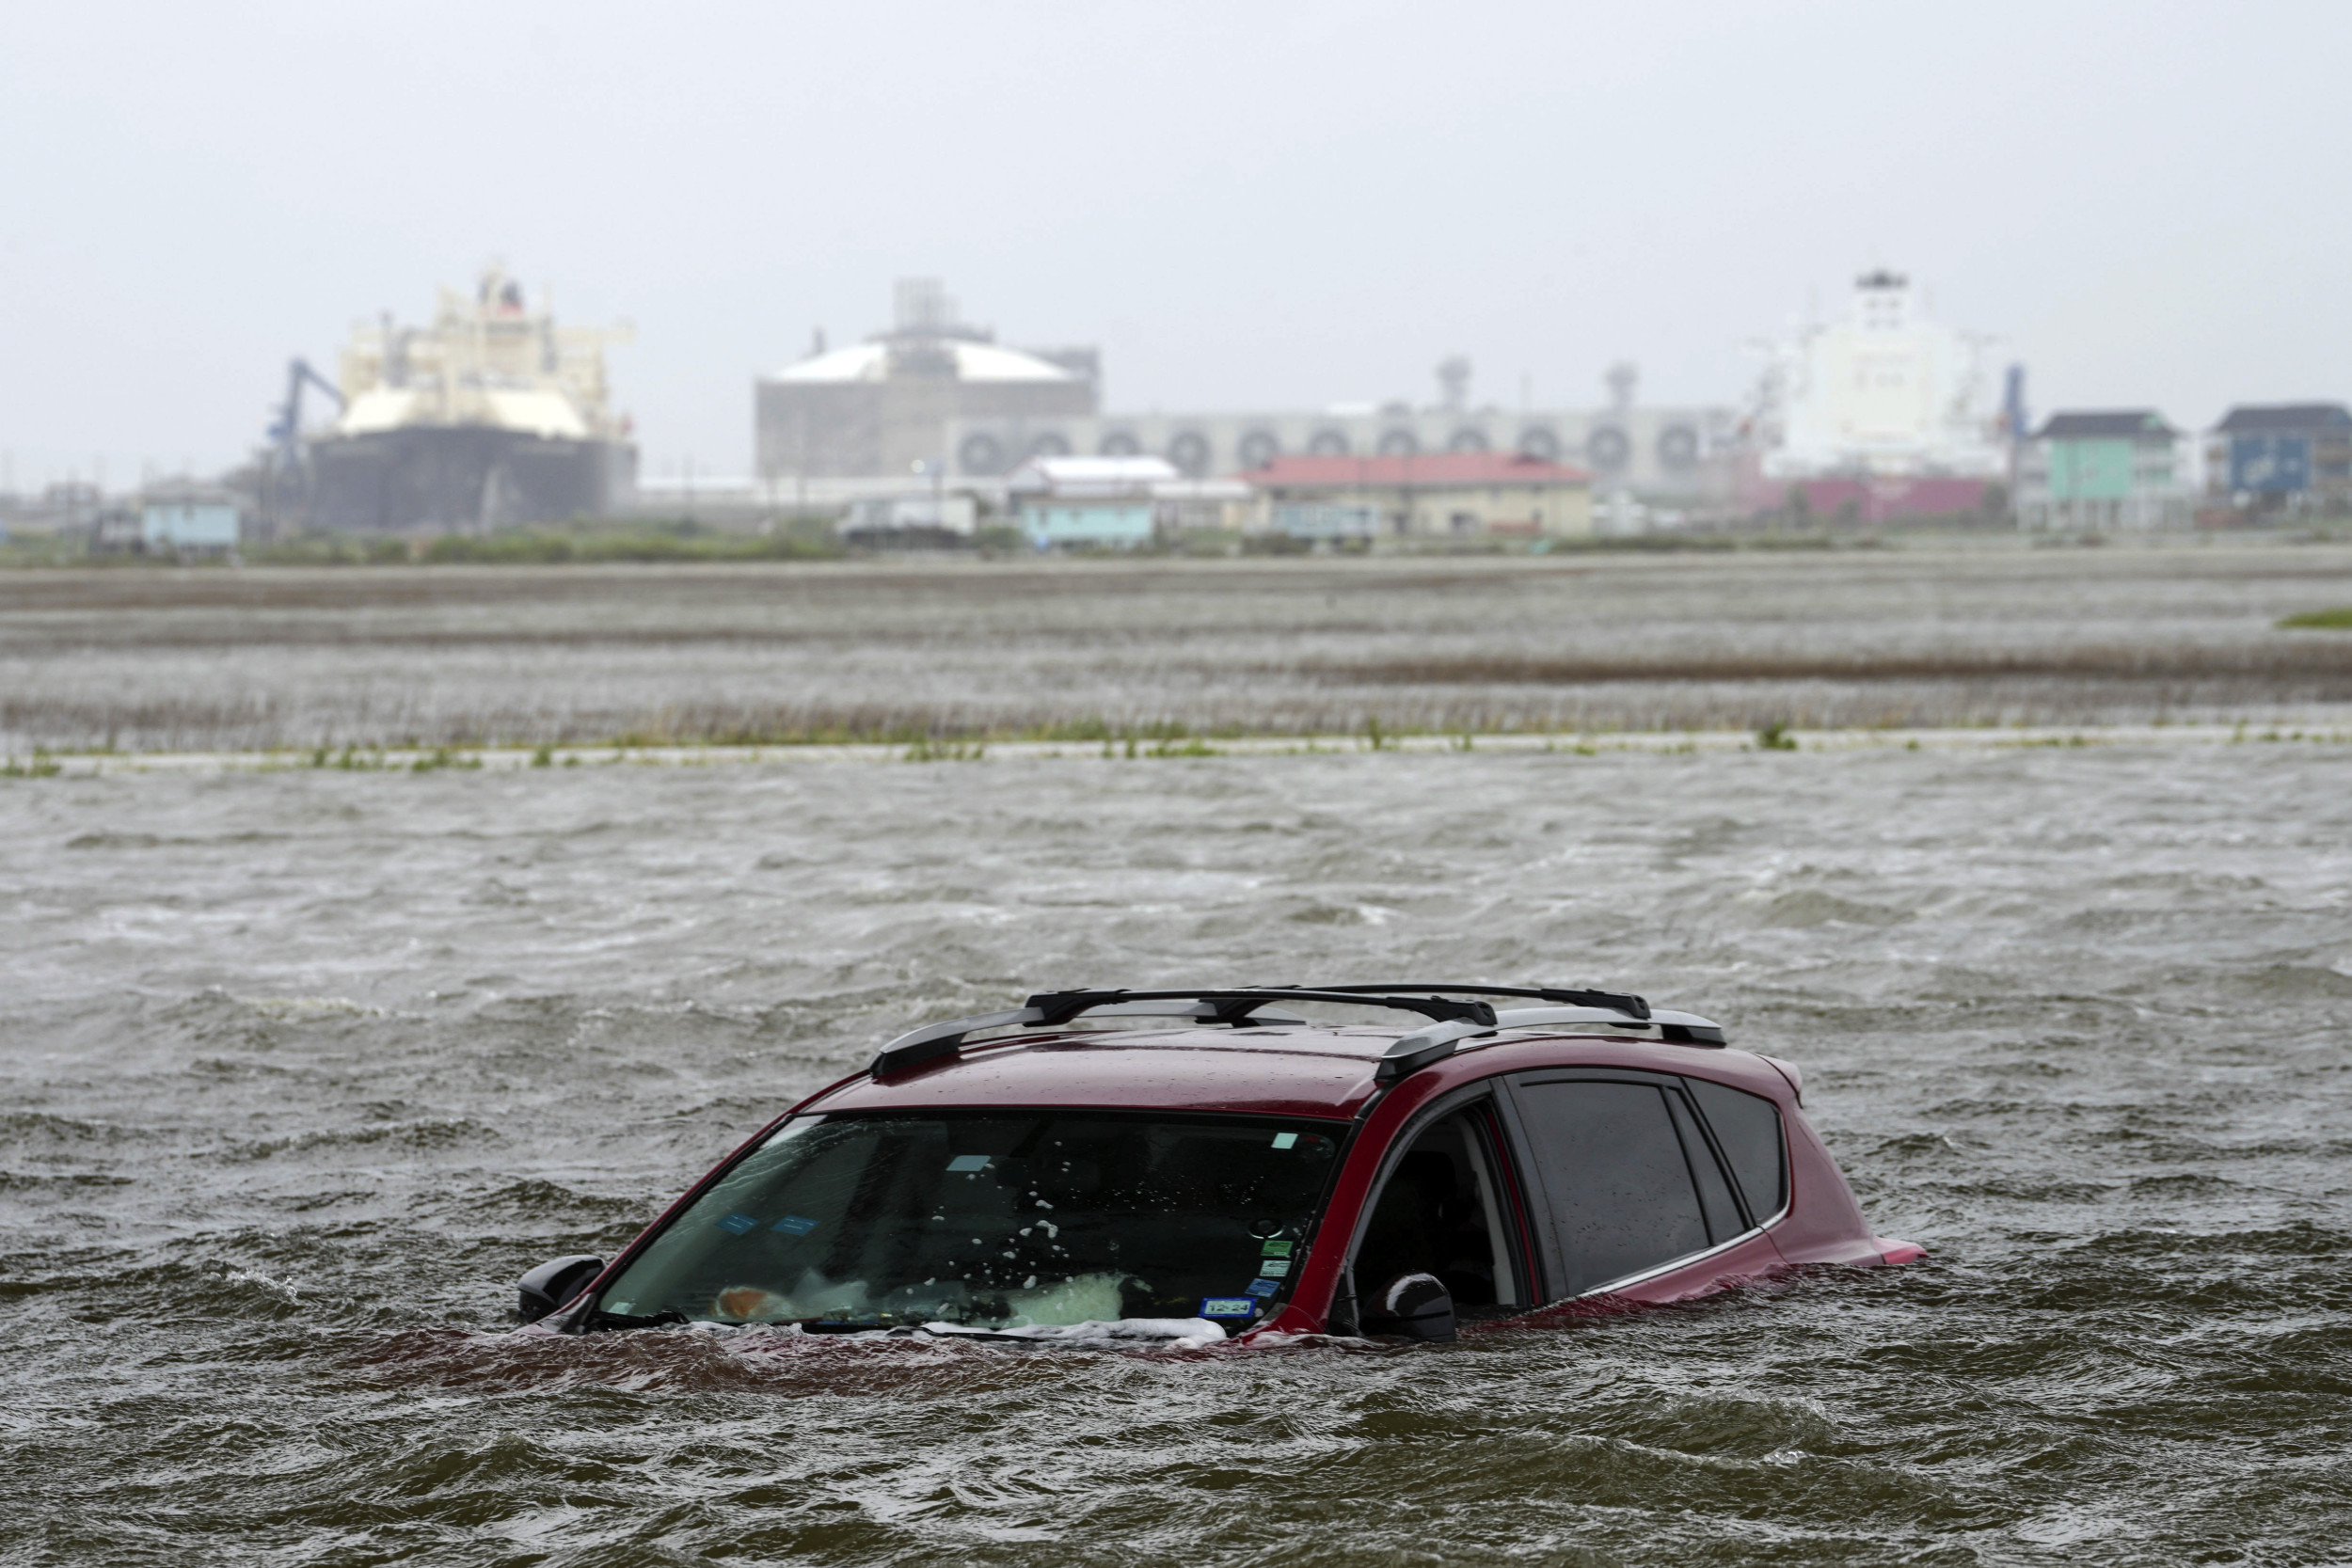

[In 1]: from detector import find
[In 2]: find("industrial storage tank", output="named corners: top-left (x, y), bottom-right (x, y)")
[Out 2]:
top-left (755, 278), bottom-right (1098, 481)
top-left (302, 267), bottom-right (635, 531)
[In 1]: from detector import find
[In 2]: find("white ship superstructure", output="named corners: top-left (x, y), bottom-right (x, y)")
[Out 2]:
top-left (305, 266), bottom-right (635, 531)
top-left (334, 266), bottom-right (628, 442)
top-left (1755, 271), bottom-right (2003, 480)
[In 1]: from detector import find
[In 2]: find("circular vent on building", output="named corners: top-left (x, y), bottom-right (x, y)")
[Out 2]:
top-left (1376, 427), bottom-right (1421, 456)
top-left (1585, 425), bottom-right (1630, 471)
top-left (1516, 425), bottom-right (1562, 461)
top-left (1237, 429), bottom-right (1281, 470)
top-left (1098, 430), bottom-right (1142, 456)
top-left (1307, 428), bottom-right (1351, 456)
top-left (1656, 424), bottom-right (1700, 472)
top-left (1167, 431), bottom-right (1213, 477)
top-left (957, 433), bottom-right (1007, 476)
top-left (1028, 432), bottom-right (1073, 459)
top-left (1446, 426), bottom-right (1490, 453)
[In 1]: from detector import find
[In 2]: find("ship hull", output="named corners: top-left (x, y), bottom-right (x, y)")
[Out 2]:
top-left (303, 426), bottom-right (635, 532)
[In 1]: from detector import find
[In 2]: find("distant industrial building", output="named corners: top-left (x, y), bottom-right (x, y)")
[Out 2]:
top-left (2014, 411), bottom-right (2187, 531)
top-left (756, 279), bottom-right (1098, 481)
top-left (2205, 404), bottom-right (2352, 519)
top-left (1251, 451), bottom-right (1593, 541)
top-left (950, 358), bottom-right (1729, 505)
top-left (290, 267), bottom-right (636, 531)
top-left (752, 279), bottom-right (1732, 509)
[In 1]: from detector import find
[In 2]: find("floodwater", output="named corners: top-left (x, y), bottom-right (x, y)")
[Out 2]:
top-left (7, 741), bottom-right (2350, 1565)
top-left (7, 545), bottom-right (2352, 752)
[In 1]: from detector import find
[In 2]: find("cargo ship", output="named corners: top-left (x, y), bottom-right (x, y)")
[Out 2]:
top-left (300, 266), bottom-right (634, 531)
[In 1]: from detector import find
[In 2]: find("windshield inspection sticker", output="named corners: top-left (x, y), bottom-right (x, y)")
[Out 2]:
top-left (771, 1214), bottom-right (818, 1236)
top-left (1270, 1132), bottom-right (1298, 1148)
top-left (1200, 1297), bottom-right (1257, 1318)
top-left (945, 1154), bottom-right (992, 1173)
top-left (1261, 1239), bottom-right (1293, 1258)
top-left (714, 1212), bottom-right (758, 1236)
top-left (1259, 1259), bottom-right (1290, 1277)
top-left (1245, 1277), bottom-right (1280, 1297)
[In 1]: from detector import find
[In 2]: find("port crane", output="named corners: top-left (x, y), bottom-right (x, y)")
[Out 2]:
top-left (259, 357), bottom-right (343, 531)
top-left (267, 357), bottom-right (343, 465)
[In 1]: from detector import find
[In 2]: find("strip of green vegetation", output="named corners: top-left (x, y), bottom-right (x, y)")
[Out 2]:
top-left (2280, 607), bottom-right (2352, 629)
top-left (0, 520), bottom-right (851, 569)
top-left (0, 518), bottom-right (2062, 571)
top-left (250, 520), bottom-right (845, 567)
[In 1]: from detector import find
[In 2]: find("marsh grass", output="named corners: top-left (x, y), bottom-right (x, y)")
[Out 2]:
top-left (901, 737), bottom-right (985, 763)
top-left (1311, 644), bottom-right (2352, 687)
top-left (8, 551), bottom-right (2352, 752)
top-left (2280, 607), bottom-right (2352, 629)
top-left (248, 522), bottom-right (844, 568)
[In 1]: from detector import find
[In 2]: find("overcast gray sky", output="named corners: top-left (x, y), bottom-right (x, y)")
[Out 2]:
top-left (4, 0), bottom-right (2347, 487)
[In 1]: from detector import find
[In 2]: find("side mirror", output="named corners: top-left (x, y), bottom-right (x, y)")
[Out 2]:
top-left (516, 1254), bottom-right (604, 1323)
top-left (1362, 1271), bottom-right (1456, 1341)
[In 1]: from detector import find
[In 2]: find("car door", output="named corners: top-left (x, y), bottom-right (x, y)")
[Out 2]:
top-left (1499, 1069), bottom-right (1752, 1300)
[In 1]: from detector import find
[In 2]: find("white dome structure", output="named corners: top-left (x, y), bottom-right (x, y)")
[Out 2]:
top-left (772, 339), bottom-right (1078, 386)
top-left (755, 278), bottom-right (1099, 479)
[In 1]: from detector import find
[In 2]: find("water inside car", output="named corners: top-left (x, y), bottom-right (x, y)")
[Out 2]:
top-left (594, 1110), bottom-right (1344, 1330)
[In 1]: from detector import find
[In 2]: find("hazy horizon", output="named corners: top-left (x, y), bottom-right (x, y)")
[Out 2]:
top-left (5, 0), bottom-right (2349, 489)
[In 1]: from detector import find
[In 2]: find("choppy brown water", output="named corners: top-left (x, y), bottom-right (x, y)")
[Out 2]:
top-left (7, 742), bottom-right (2350, 1564)
top-left (7, 546), bottom-right (2352, 752)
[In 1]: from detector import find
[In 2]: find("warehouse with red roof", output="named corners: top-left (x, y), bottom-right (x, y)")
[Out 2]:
top-left (1249, 451), bottom-right (1593, 540)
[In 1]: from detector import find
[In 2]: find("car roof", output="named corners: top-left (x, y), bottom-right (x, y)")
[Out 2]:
top-left (798, 1024), bottom-right (1792, 1121)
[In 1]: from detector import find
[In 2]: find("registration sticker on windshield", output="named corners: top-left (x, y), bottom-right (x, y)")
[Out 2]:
top-left (945, 1154), bottom-right (992, 1173)
top-left (1245, 1277), bottom-right (1279, 1297)
top-left (714, 1212), bottom-right (758, 1235)
top-left (1200, 1297), bottom-right (1257, 1318)
top-left (771, 1214), bottom-right (818, 1236)
top-left (1261, 1239), bottom-right (1293, 1258)
top-left (1259, 1259), bottom-right (1290, 1277)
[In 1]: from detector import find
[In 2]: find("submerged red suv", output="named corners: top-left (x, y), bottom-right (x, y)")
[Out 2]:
top-left (517, 986), bottom-right (1920, 1342)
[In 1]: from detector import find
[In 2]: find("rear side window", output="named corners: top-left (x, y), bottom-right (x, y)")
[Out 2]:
top-left (1663, 1089), bottom-right (1744, 1243)
top-left (1511, 1081), bottom-right (1709, 1297)
top-left (1686, 1078), bottom-right (1787, 1221)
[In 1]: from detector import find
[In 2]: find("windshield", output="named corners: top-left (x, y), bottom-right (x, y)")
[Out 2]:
top-left (594, 1110), bottom-right (1345, 1331)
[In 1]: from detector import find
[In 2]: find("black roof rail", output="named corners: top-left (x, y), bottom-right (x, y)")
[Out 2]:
top-left (869, 987), bottom-right (1501, 1077)
top-left (1267, 983), bottom-right (1651, 1022)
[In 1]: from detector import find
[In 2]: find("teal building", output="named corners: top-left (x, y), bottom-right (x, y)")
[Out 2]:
top-left (1018, 499), bottom-right (1155, 548)
top-left (1006, 455), bottom-right (1175, 549)
top-left (2015, 410), bottom-right (2186, 531)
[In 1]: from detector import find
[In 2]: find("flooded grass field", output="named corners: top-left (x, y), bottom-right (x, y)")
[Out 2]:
top-left (6, 544), bottom-right (2352, 753)
top-left (6, 735), bottom-right (2351, 1565)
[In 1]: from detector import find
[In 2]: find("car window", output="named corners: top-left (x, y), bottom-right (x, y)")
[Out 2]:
top-left (1664, 1088), bottom-right (1745, 1243)
top-left (1350, 1107), bottom-right (1521, 1313)
top-left (591, 1110), bottom-right (1343, 1331)
top-left (1510, 1080), bottom-right (1710, 1297)
top-left (1685, 1078), bottom-right (1788, 1221)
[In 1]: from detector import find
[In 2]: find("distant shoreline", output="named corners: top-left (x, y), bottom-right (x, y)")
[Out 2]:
top-left (9, 721), bottom-right (2349, 779)
top-left (5, 524), bottom-right (2352, 574)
